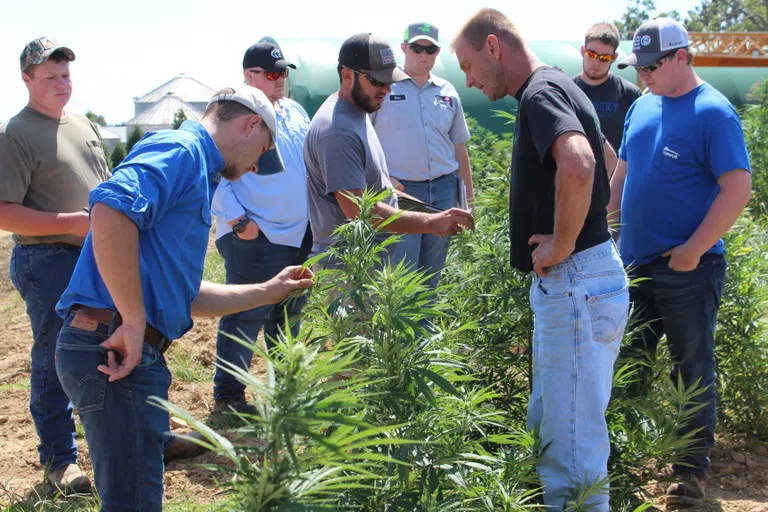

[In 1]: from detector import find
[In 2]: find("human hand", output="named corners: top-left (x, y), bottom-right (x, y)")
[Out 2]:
top-left (528, 234), bottom-right (574, 277)
top-left (430, 208), bottom-right (475, 236)
top-left (236, 220), bottom-right (260, 240)
top-left (662, 244), bottom-right (701, 272)
top-left (66, 211), bottom-right (91, 237)
top-left (263, 265), bottom-right (315, 304)
top-left (98, 323), bottom-right (146, 381)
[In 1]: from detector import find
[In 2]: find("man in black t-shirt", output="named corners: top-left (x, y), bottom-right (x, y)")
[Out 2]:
top-left (452, 9), bottom-right (629, 511)
top-left (572, 22), bottom-right (642, 152)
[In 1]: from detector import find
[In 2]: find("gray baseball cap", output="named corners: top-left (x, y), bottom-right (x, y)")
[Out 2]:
top-left (338, 33), bottom-right (408, 85)
top-left (404, 22), bottom-right (439, 47)
top-left (20, 37), bottom-right (75, 72)
top-left (618, 18), bottom-right (689, 69)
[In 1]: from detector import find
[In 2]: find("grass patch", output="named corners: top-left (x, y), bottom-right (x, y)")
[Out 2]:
top-left (0, 379), bottom-right (30, 394)
top-left (0, 483), bottom-right (100, 511)
top-left (166, 349), bottom-right (213, 383)
top-left (203, 250), bottom-right (225, 285)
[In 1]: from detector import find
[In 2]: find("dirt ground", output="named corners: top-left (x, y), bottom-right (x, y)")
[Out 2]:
top-left (0, 231), bottom-right (766, 510)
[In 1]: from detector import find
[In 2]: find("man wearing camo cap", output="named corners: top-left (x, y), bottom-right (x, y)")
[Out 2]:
top-left (0, 37), bottom-right (111, 494)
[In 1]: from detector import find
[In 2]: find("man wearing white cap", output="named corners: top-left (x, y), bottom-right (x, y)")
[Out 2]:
top-left (608, 18), bottom-right (751, 509)
top-left (54, 85), bottom-right (314, 511)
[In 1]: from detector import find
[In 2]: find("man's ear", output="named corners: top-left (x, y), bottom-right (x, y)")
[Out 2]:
top-left (487, 34), bottom-right (501, 61)
top-left (245, 114), bottom-right (263, 135)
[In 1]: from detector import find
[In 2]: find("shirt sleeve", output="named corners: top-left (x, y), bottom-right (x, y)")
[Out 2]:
top-left (449, 95), bottom-right (471, 145)
top-left (707, 116), bottom-right (751, 178)
top-left (0, 133), bottom-right (34, 204)
top-left (210, 178), bottom-right (246, 223)
top-left (526, 87), bottom-right (586, 164)
top-left (316, 133), bottom-right (368, 196)
top-left (89, 141), bottom-right (196, 230)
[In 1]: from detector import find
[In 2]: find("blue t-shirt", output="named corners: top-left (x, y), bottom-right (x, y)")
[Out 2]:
top-left (618, 83), bottom-right (751, 266)
top-left (56, 121), bottom-right (224, 340)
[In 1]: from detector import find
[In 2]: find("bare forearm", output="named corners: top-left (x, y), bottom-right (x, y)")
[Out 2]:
top-left (0, 201), bottom-right (86, 236)
top-left (191, 281), bottom-right (280, 317)
top-left (553, 166), bottom-right (593, 251)
top-left (686, 173), bottom-right (751, 256)
top-left (607, 160), bottom-right (627, 238)
top-left (603, 140), bottom-right (618, 180)
top-left (90, 203), bottom-right (145, 326)
top-left (373, 202), bottom-right (433, 234)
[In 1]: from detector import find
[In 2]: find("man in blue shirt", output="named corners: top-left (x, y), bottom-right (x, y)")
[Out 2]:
top-left (54, 85), bottom-right (314, 512)
top-left (608, 19), bottom-right (751, 508)
top-left (210, 42), bottom-right (313, 415)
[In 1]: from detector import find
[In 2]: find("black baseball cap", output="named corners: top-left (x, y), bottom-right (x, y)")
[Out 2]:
top-left (338, 33), bottom-right (408, 85)
top-left (617, 18), bottom-right (690, 69)
top-left (242, 42), bottom-right (296, 72)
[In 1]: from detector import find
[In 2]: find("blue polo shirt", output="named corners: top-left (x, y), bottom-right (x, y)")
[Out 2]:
top-left (56, 121), bottom-right (224, 340)
top-left (618, 83), bottom-right (751, 266)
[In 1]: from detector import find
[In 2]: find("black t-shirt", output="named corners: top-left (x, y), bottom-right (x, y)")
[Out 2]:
top-left (572, 73), bottom-right (642, 152)
top-left (509, 66), bottom-right (610, 273)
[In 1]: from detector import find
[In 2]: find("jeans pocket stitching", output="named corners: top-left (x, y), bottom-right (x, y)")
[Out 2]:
top-left (58, 372), bottom-right (106, 414)
top-left (587, 285), bottom-right (629, 344)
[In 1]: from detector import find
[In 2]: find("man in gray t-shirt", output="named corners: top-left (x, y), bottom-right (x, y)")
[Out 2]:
top-left (304, 33), bottom-right (474, 253)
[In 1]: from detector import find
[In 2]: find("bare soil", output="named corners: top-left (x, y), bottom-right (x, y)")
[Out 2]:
top-left (0, 231), bottom-right (766, 510)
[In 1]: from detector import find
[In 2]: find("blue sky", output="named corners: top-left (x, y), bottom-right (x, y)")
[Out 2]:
top-left (0, 0), bottom-right (701, 124)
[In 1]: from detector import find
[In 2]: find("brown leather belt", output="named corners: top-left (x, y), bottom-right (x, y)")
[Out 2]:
top-left (70, 304), bottom-right (172, 354)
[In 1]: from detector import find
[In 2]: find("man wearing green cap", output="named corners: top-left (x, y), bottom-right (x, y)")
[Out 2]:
top-left (0, 37), bottom-right (111, 492)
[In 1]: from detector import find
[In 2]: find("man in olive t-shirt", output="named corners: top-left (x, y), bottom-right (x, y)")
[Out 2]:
top-left (0, 37), bottom-right (110, 493)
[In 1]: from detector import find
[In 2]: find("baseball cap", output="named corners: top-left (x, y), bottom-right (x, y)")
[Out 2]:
top-left (242, 42), bottom-right (296, 72)
top-left (338, 33), bottom-right (408, 85)
top-left (207, 85), bottom-right (285, 175)
top-left (20, 37), bottom-right (75, 72)
top-left (404, 22), bottom-right (440, 47)
top-left (617, 18), bottom-right (689, 69)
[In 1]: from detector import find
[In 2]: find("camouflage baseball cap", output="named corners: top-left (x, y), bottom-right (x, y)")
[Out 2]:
top-left (20, 37), bottom-right (75, 72)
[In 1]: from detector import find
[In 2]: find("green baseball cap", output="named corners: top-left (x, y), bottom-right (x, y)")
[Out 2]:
top-left (404, 22), bottom-right (439, 47)
top-left (20, 37), bottom-right (75, 72)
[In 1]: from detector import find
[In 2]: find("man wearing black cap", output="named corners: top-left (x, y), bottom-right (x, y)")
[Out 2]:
top-left (304, 33), bottom-right (474, 261)
top-left (210, 42), bottom-right (313, 415)
top-left (0, 36), bottom-right (111, 493)
top-left (608, 18), bottom-right (751, 509)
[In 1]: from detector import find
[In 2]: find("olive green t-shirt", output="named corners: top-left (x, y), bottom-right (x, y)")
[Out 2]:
top-left (0, 107), bottom-right (111, 246)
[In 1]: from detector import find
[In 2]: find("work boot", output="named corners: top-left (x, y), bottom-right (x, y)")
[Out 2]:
top-left (213, 396), bottom-right (259, 415)
top-left (666, 472), bottom-right (706, 509)
top-left (47, 464), bottom-right (92, 494)
top-left (164, 431), bottom-right (212, 464)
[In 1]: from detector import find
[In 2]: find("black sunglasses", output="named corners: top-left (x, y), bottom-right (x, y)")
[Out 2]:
top-left (350, 68), bottom-right (388, 88)
top-left (408, 42), bottom-right (439, 55)
top-left (637, 49), bottom-right (679, 73)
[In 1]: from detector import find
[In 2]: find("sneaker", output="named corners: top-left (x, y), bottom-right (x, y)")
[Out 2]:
top-left (213, 396), bottom-right (259, 415)
top-left (47, 464), bottom-right (92, 494)
top-left (164, 431), bottom-right (211, 464)
top-left (666, 472), bottom-right (706, 509)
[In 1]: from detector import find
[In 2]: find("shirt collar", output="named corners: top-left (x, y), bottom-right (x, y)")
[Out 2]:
top-left (179, 120), bottom-right (225, 180)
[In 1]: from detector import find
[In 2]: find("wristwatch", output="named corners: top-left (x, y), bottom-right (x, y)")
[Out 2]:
top-left (232, 217), bottom-right (250, 235)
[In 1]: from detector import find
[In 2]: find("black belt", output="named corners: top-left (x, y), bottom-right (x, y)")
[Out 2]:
top-left (69, 305), bottom-right (172, 354)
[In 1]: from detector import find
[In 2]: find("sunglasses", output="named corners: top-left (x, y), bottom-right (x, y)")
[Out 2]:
top-left (408, 43), bottom-right (439, 55)
top-left (637, 49), bottom-right (679, 73)
top-left (584, 48), bottom-right (615, 63)
top-left (350, 68), bottom-right (388, 88)
top-left (248, 68), bottom-right (289, 81)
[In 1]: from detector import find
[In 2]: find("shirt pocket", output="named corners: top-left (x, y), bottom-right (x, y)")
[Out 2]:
top-left (86, 140), bottom-right (111, 179)
top-left (432, 95), bottom-right (458, 133)
top-left (653, 135), bottom-right (706, 183)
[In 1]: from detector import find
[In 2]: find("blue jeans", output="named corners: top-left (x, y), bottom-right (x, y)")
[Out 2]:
top-left (214, 228), bottom-right (312, 400)
top-left (9, 243), bottom-right (80, 471)
top-left (395, 172), bottom-right (458, 289)
top-left (527, 239), bottom-right (628, 511)
top-left (627, 254), bottom-right (726, 477)
top-left (56, 314), bottom-right (171, 512)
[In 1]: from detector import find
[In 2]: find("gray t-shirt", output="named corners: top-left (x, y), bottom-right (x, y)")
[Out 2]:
top-left (303, 93), bottom-right (397, 246)
top-left (0, 107), bottom-right (111, 246)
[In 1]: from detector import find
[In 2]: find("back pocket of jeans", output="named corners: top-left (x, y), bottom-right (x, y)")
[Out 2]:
top-left (587, 285), bottom-right (629, 343)
top-left (56, 343), bottom-right (108, 414)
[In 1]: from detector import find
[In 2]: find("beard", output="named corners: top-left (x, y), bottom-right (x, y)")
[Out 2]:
top-left (351, 75), bottom-right (382, 113)
top-left (584, 67), bottom-right (610, 81)
top-left (219, 165), bottom-right (240, 180)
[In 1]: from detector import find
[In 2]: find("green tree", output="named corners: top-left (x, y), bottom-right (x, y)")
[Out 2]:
top-left (85, 110), bottom-right (107, 126)
top-left (614, 0), bottom-right (681, 39)
top-left (110, 141), bottom-right (127, 169)
top-left (172, 108), bottom-right (187, 130)
top-left (126, 126), bottom-right (144, 153)
top-left (686, 0), bottom-right (768, 31)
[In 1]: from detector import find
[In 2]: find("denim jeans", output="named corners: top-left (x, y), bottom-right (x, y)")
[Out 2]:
top-left (627, 254), bottom-right (726, 477)
top-left (213, 227), bottom-right (312, 400)
top-left (56, 313), bottom-right (171, 512)
top-left (527, 239), bottom-right (628, 511)
top-left (9, 243), bottom-right (80, 471)
top-left (395, 172), bottom-right (458, 289)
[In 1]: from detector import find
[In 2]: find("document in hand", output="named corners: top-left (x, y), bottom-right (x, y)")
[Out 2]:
top-left (397, 196), bottom-right (445, 214)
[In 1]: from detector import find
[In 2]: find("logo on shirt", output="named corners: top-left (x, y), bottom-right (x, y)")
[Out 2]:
top-left (662, 146), bottom-right (680, 159)
top-left (434, 95), bottom-right (453, 107)
top-left (389, 94), bottom-right (406, 101)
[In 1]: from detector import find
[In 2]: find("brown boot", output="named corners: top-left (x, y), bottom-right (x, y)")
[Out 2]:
top-left (666, 472), bottom-right (706, 510)
top-left (47, 464), bottom-right (92, 494)
top-left (164, 431), bottom-right (212, 464)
